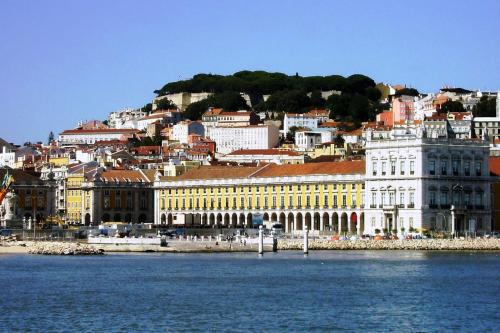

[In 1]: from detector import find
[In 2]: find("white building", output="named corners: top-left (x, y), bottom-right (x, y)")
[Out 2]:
top-left (202, 109), bottom-right (259, 129)
top-left (207, 124), bottom-right (280, 155)
top-left (171, 121), bottom-right (205, 144)
top-left (283, 113), bottom-right (319, 135)
top-left (108, 108), bottom-right (147, 129)
top-left (59, 129), bottom-right (138, 146)
top-left (219, 149), bottom-right (305, 165)
top-left (295, 129), bottom-right (333, 152)
top-left (474, 92), bottom-right (500, 140)
top-left (0, 140), bottom-right (16, 168)
top-left (363, 128), bottom-right (491, 236)
top-left (414, 94), bottom-right (437, 120)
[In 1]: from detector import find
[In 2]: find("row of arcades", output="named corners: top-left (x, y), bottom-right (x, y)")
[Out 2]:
top-left (159, 210), bottom-right (365, 235)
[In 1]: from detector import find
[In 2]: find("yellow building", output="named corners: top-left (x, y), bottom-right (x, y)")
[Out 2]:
top-left (50, 156), bottom-right (70, 167)
top-left (154, 161), bottom-right (366, 235)
top-left (66, 172), bottom-right (84, 223)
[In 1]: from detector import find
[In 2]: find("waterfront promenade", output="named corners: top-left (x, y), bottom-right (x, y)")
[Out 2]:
top-left (1, 237), bottom-right (500, 254)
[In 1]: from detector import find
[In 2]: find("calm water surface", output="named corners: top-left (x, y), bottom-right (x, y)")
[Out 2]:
top-left (0, 251), bottom-right (499, 332)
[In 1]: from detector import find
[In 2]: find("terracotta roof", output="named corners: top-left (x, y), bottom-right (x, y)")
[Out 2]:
top-left (171, 160), bottom-right (365, 181)
top-left (306, 109), bottom-right (330, 116)
top-left (226, 149), bottom-right (302, 157)
top-left (61, 129), bottom-right (138, 135)
top-left (253, 160), bottom-right (365, 177)
top-left (176, 166), bottom-right (261, 180)
top-left (203, 108), bottom-right (252, 117)
top-left (490, 157), bottom-right (500, 177)
top-left (100, 169), bottom-right (152, 183)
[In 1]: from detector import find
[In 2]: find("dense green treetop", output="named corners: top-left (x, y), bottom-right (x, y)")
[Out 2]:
top-left (154, 71), bottom-right (375, 97)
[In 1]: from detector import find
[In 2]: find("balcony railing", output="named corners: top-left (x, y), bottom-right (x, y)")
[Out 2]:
top-left (407, 203), bottom-right (415, 208)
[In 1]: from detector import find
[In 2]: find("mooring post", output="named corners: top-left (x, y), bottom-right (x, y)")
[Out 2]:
top-left (258, 225), bottom-right (264, 256)
top-left (303, 225), bottom-right (309, 255)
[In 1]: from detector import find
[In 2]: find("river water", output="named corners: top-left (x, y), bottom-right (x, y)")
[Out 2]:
top-left (1, 251), bottom-right (499, 332)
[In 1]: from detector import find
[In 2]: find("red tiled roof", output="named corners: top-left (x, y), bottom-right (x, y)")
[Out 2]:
top-left (226, 149), bottom-right (302, 157)
top-left (171, 160), bottom-right (365, 181)
top-left (61, 129), bottom-right (138, 134)
top-left (490, 157), bottom-right (500, 177)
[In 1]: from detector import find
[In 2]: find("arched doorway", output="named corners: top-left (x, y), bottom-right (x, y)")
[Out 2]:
top-left (322, 212), bottom-right (330, 231)
top-left (239, 213), bottom-right (245, 227)
top-left (209, 213), bottom-right (215, 226)
top-left (341, 213), bottom-right (348, 234)
top-left (223, 213), bottom-right (230, 226)
top-left (305, 212), bottom-right (312, 230)
top-left (313, 212), bottom-right (321, 231)
top-left (167, 213), bottom-right (173, 225)
top-left (296, 213), bottom-right (303, 231)
top-left (161, 213), bottom-right (166, 224)
top-left (102, 213), bottom-right (110, 223)
top-left (271, 213), bottom-right (278, 223)
top-left (279, 212), bottom-right (286, 228)
top-left (263, 213), bottom-right (270, 224)
top-left (287, 213), bottom-right (294, 232)
top-left (350, 212), bottom-right (357, 234)
top-left (332, 213), bottom-right (339, 233)
top-left (125, 213), bottom-right (133, 223)
top-left (360, 213), bottom-right (365, 235)
top-left (84, 213), bottom-right (91, 226)
top-left (231, 213), bottom-right (237, 227)
top-left (113, 213), bottom-right (122, 222)
top-left (202, 214), bottom-right (208, 226)
top-left (217, 213), bottom-right (223, 226)
top-left (138, 214), bottom-right (147, 223)
top-left (247, 213), bottom-right (253, 228)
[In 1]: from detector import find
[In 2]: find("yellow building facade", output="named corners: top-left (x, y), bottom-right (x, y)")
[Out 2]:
top-left (66, 173), bottom-right (84, 223)
top-left (154, 161), bottom-right (366, 234)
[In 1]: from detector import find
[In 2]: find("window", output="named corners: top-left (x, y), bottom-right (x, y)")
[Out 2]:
top-left (351, 194), bottom-right (356, 206)
top-left (464, 192), bottom-right (471, 206)
top-left (382, 162), bottom-right (387, 175)
top-left (410, 160), bottom-right (415, 175)
top-left (104, 197), bottom-right (110, 209)
top-left (298, 196), bottom-right (302, 207)
top-left (371, 217), bottom-right (376, 227)
top-left (399, 192), bottom-right (405, 206)
top-left (440, 160), bottom-right (447, 175)
top-left (389, 192), bottom-right (395, 205)
top-left (342, 184), bottom-right (346, 190)
top-left (248, 197), bottom-right (252, 208)
top-left (464, 161), bottom-right (470, 176)
top-left (324, 195), bottom-right (328, 207)
top-left (390, 160), bottom-right (396, 175)
top-left (116, 197), bottom-right (121, 209)
top-left (240, 197), bottom-right (244, 208)
top-left (342, 194), bottom-right (346, 207)
top-left (306, 196), bottom-right (311, 207)
top-left (400, 160), bottom-right (405, 175)
top-left (429, 160), bottom-right (435, 175)
top-left (440, 192), bottom-right (448, 205)
top-left (409, 217), bottom-right (414, 228)
top-left (264, 197), bottom-right (268, 208)
top-left (475, 192), bottom-right (483, 206)
top-left (289, 195), bottom-right (293, 207)
top-left (475, 161), bottom-right (482, 176)
top-left (381, 192), bottom-right (386, 205)
top-left (429, 192), bottom-right (436, 205)
top-left (372, 162), bottom-right (377, 175)
top-left (409, 192), bottom-right (415, 206)
top-left (371, 192), bottom-right (377, 205)
top-left (256, 197), bottom-right (260, 208)
top-left (452, 160), bottom-right (460, 176)
top-left (232, 197), bottom-right (236, 208)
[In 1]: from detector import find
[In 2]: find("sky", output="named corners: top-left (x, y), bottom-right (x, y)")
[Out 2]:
top-left (1, 0), bottom-right (499, 144)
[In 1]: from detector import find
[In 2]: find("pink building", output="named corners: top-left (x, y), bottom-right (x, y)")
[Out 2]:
top-left (392, 96), bottom-right (415, 124)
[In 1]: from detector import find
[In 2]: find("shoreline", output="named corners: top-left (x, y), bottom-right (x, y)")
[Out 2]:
top-left (1, 238), bottom-right (500, 254)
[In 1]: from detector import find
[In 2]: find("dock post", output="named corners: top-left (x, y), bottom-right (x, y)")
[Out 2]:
top-left (258, 225), bottom-right (264, 256)
top-left (303, 225), bottom-right (309, 255)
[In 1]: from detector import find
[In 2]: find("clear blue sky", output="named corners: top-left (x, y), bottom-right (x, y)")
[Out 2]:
top-left (1, 0), bottom-right (499, 144)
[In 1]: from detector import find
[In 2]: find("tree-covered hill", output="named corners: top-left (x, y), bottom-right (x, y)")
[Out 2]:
top-left (155, 71), bottom-right (383, 122)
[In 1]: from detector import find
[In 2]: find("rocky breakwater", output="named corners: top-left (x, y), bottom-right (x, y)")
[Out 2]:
top-left (27, 242), bottom-right (104, 255)
top-left (278, 238), bottom-right (500, 251)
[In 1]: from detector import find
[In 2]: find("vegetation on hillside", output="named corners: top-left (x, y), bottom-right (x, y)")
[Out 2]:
top-left (473, 95), bottom-right (496, 117)
top-left (157, 71), bottom-right (384, 122)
